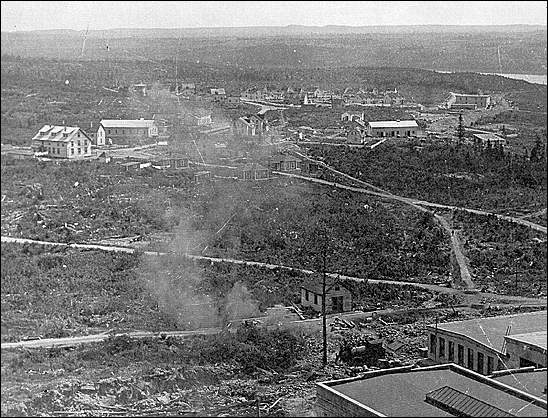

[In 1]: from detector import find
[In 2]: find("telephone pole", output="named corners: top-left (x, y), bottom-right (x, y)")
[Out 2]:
top-left (322, 240), bottom-right (328, 367)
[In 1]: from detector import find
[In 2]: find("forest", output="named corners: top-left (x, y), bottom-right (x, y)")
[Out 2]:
top-left (307, 141), bottom-right (548, 212)
top-left (2, 29), bottom-right (546, 74)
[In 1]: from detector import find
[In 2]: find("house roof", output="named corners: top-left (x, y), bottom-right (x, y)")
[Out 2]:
top-left (473, 133), bottom-right (506, 142)
top-left (427, 311), bottom-right (547, 355)
top-left (237, 116), bottom-right (254, 127)
top-left (269, 154), bottom-right (302, 163)
top-left (241, 163), bottom-right (269, 171)
top-left (425, 385), bottom-right (514, 417)
top-left (505, 331), bottom-right (547, 351)
top-left (367, 120), bottom-right (419, 129)
top-left (452, 92), bottom-right (491, 98)
top-left (318, 364), bottom-right (547, 417)
top-left (100, 119), bottom-right (155, 128)
top-left (492, 369), bottom-right (547, 399)
top-left (32, 125), bottom-right (89, 143)
top-left (300, 279), bottom-right (350, 295)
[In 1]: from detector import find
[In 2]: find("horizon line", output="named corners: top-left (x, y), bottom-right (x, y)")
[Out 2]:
top-left (2, 23), bottom-right (547, 33)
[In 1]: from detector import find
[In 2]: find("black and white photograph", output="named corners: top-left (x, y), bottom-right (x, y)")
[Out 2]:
top-left (1, 1), bottom-right (547, 416)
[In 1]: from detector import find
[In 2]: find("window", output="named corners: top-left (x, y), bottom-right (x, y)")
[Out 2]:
top-left (448, 341), bottom-right (454, 362)
top-left (498, 359), bottom-right (505, 370)
top-left (305, 290), bottom-right (309, 301)
top-left (439, 337), bottom-right (445, 357)
top-left (487, 356), bottom-right (494, 374)
top-left (334, 285), bottom-right (340, 291)
top-left (71, 149), bottom-right (74, 155)
top-left (430, 334), bottom-right (437, 354)
top-left (467, 348), bottom-right (474, 369)
top-left (520, 357), bottom-right (537, 368)
top-left (457, 345), bottom-right (464, 366)
top-left (314, 294), bottom-right (318, 305)
top-left (477, 352), bottom-right (484, 374)
top-left (78, 148), bottom-right (81, 154)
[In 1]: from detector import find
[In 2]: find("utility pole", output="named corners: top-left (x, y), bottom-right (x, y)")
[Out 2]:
top-left (322, 237), bottom-right (328, 367)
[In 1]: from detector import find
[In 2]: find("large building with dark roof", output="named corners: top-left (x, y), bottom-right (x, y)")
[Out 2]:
top-left (426, 311), bottom-right (547, 375)
top-left (315, 363), bottom-right (547, 417)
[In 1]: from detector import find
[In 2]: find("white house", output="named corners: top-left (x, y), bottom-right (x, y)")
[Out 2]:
top-left (31, 125), bottom-right (92, 159)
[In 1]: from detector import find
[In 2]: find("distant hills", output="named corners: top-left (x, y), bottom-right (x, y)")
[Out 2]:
top-left (2, 24), bottom-right (547, 38)
top-left (2, 25), bottom-right (546, 75)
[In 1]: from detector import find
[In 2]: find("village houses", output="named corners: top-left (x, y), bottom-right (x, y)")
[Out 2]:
top-left (31, 125), bottom-right (93, 159)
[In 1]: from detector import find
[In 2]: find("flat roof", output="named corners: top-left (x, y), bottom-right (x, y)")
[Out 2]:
top-left (453, 93), bottom-right (491, 98)
top-left (320, 365), bottom-right (546, 417)
top-left (473, 133), bottom-right (506, 141)
top-left (506, 331), bottom-right (547, 351)
top-left (368, 120), bottom-right (418, 129)
top-left (100, 119), bottom-right (155, 128)
top-left (493, 369), bottom-right (547, 399)
top-left (428, 311), bottom-right (547, 355)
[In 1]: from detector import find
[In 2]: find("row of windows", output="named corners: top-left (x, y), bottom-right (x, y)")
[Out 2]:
top-left (106, 128), bottom-right (148, 135)
top-left (430, 335), bottom-right (498, 374)
top-left (375, 130), bottom-right (416, 137)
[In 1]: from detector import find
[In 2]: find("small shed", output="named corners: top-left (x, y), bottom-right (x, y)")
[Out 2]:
top-left (194, 170), bottom-right (211, 184)
top-left (97, 151), bottom-right (111, 163)
top-left (238, 163), bottom-right (270, 181)
top-left (300, 281), bottom-right (352, 313)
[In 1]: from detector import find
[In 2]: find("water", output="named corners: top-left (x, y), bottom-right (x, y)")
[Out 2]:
top-left (479, 73), bottom-right (547, 85)
top-left (430, 70), bottom-right (547, 85)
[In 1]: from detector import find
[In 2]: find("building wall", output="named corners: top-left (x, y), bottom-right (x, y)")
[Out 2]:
top-left (100, 125), bottom-right (157, 139)
top-left (454, 95), bottom-right (490, 107)
top-left (316, 384), bottom-right (380, 417)
top-left (96, 126), bottom-right (106, 146)
top-left (505, 340), bottom-right (547, 369)
top-left (426, 329), bottom-right (507, 375)
top-left (368, 126), bottom-right (418, 137)
top-left (36, 135), bottom-right (91, 159)
top-left (301, 287), bottom-right (352, 313)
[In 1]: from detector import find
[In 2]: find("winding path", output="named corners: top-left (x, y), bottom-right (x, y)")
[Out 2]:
top-left (292, 151), bottom-right (547, 234)
top-left (274, 170), bottom-right (476, 290)
top-left (0, 235), bottom-right (458, 293)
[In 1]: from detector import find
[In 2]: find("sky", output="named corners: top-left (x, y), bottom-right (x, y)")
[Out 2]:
top-left (1, 1), bottom-right (547, 31)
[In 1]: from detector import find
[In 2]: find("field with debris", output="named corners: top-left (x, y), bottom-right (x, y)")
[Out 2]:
top-left (451, 210), bottom-right (547, 297)
top-left (3, 304), bottom-right (543, 417)
top-left (1, 240), bottom-right (443, 345)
